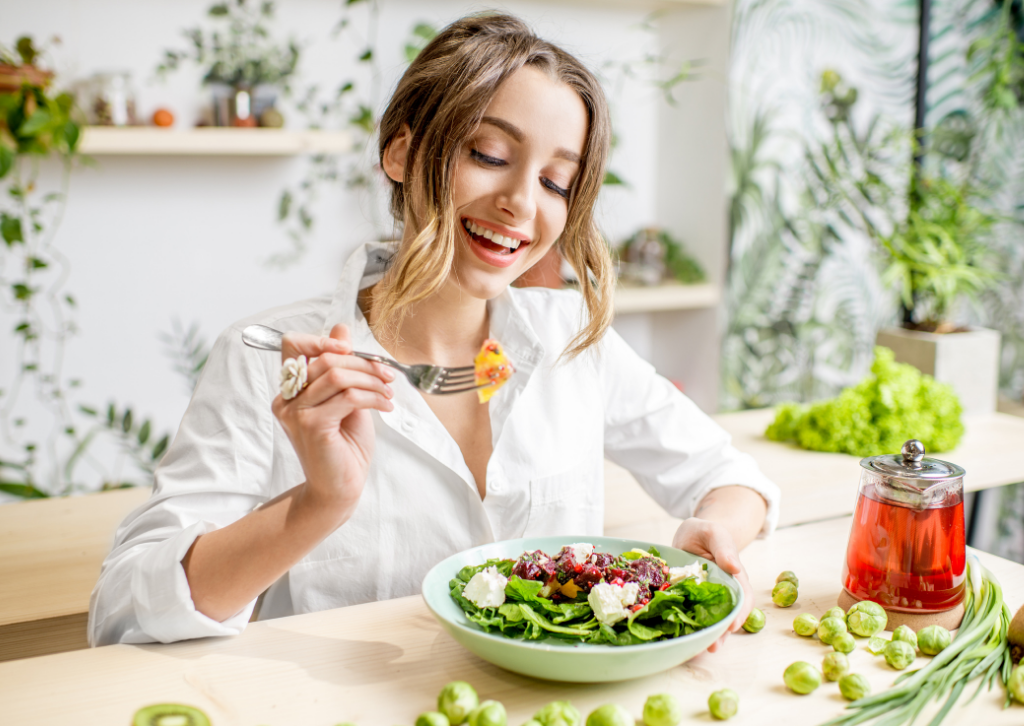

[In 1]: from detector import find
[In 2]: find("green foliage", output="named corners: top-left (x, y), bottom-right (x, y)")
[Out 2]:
top-left (880, 174), bottom-right (1001, 327)
top-left (156, 0), bottom-right (300, 88)
top-left (765, 346), bottom-right (964, 455)
top-left (967, 0), bottom-right (1024, 113)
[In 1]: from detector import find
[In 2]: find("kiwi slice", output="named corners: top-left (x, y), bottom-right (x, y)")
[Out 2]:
top-left (132, 704), bottom-right (212, 726)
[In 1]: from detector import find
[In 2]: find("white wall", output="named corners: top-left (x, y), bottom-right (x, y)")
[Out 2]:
top-left (1, 0), bottom-right (723, 493)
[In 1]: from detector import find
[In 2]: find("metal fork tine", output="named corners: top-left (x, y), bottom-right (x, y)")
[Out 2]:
top-left (434, 382), bottom-right (495, 395)
top-left (440, 371), bottom-right (477, 383)
top-left (443, 365), bottom-right (476, 373)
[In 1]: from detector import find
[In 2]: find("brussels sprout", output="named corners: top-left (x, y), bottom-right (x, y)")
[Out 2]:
top-left (534, 701), bottom-right (580, 726)
top-left (772, 581), bottom-right (798, 608)
top-left (793, 613), bottom-right (819, 637)
top-left (838, 673), bottom-right (871, 701)
top-left (438, 681), bottom-right (480, 725)
top-left (866, 636), bottom-right (889, 655)
top-left (707, 689), bottom-right (739, 720)
top-left (917, 625), bottom-right (952, 656)
top-left (822, 652), bottom-right (850, 681)
top-left (824, 607), bottom-right (846, 622)
top-left (643, 694), bottom-right (683, 726)
top-left (832, 633), bottom-right (856, 654)
top-left (847, 601), bottom-right (887, 637)
top-left (585, 704), bottom-right (633, 726)
top-left (776, 571), bottom-right (799, 588)
top-left (817, 617), bottom-right (847, 645)
top-left (783, 661), bottom-right (822, 694)
top-left (468, 701), bottom-right (507, 726)
top-left (1009, 664), bottom-right (1024, 704)
top-left (742, 608), bottom-right (766, 634)
top-left (884, 640), bottom-right (916, 670)
top-left (417, 713), bottom-right (451, 726)
top-left (891, 625), bottom-right (917, 651)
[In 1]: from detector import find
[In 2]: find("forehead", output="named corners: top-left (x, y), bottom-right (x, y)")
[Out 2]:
top-left (480, 65), bottom-right (588, 159)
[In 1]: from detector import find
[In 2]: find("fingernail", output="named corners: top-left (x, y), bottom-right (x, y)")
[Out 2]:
top-left (382, 368), bottom-right (396, 381)
top-left (385, 385), bottom-right (393, 398)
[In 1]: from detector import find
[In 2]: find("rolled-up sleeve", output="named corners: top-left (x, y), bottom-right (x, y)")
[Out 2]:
top-left (600, 328), bottom-right (780, 537)
top-left (88, 326), bottom-right (276, 646)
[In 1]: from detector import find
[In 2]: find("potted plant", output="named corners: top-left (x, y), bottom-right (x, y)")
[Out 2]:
top-left (156, 0), bottom-right (300, 127)
top-left (875, 173), bottom-right (1002, 413)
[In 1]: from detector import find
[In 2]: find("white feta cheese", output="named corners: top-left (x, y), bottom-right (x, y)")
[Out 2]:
top-left (463, 566), bottom-right (508, 608)
top-left (618, 582), bottom-right (640, 607)
top-left (565, 542), bottom-right (595, 566)
top-left (668, 562), bottom-right (707, 585)
top-left (588, 582), bottom-right (629, 626)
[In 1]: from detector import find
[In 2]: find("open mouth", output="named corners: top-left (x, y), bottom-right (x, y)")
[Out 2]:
top-left (462, 218), bottom-right (530, 257)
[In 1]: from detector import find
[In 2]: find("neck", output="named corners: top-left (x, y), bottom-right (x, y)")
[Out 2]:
top-left (366, 277), bottom-right (491, 367)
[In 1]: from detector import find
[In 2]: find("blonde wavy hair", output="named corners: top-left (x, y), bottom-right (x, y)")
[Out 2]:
top-left (372, 12), bottom-right (613, 359)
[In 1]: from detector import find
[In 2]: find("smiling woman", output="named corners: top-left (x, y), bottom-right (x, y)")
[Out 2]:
top-left (88, 12), bottom-right (780, 653)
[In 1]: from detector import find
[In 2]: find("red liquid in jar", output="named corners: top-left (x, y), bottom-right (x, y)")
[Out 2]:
top-left (841, 482), bottom-right (965, 612)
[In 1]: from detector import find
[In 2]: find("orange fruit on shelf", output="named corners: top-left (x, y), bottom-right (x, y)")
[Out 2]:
top-left (151, 108), bottom-right (174, 127)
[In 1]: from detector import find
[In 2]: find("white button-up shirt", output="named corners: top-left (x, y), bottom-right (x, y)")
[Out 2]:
top-left (88, 242), bottom-right (780, 646)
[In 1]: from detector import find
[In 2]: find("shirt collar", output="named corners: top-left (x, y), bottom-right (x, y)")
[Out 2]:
top-left (319, 242), bottom-right (547, 489)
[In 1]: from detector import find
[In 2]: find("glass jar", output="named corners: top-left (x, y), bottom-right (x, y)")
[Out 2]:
top-left (85, 71), bottom-right (137, 126)
top-left (841, 440), bottom-right (966, 613)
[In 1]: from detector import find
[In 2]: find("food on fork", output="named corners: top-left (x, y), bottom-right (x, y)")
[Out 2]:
top-left (474, 338), bottom-right (515, 403)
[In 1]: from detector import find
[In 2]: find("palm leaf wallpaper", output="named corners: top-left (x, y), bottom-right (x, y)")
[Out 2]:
top-left (725, 0), bottom-right (1024, 557)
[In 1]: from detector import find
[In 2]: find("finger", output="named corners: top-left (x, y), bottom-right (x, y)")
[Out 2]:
top-left (281, 325), bottom-right (353, 362)
top-left (314, 386), bottom-right (395, 417)
top-left (292, 367), bottom-right (394, 408)
top-left (704, 524), bottom-right (742, 575)
top-left (306, 352), bottom-right (396, 384)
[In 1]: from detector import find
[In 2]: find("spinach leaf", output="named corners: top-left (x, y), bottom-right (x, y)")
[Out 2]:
top-left (518, 603), bottom-right (598, 636)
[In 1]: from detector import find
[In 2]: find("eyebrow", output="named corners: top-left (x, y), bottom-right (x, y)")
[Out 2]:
top-left (480, 116), bottom-right (582, 164)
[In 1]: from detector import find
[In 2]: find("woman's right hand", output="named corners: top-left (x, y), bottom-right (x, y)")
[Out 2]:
top-left (271, 323), bottom-right (396, 519)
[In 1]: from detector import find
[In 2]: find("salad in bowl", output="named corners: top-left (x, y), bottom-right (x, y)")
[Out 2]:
top-left (421, 536), bottom-right (743, 682)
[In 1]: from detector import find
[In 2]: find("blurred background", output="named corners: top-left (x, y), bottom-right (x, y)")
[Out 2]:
top-left (1, 0), bottom-right (1022, 559)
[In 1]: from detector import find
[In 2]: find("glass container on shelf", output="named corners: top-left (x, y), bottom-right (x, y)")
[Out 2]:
top-left (84, 71), bottom-right (137, 126)
top-left (841, 439), bottom-right (966, 614)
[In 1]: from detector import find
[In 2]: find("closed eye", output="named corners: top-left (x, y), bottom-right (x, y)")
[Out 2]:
top-left (543, 178), bottom-right (570, 200)
top-left (470, 148), bottom-right (505, 167)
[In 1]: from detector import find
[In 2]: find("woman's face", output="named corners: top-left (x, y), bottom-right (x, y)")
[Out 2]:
top-left (450, 65), bottom-right (588, 300)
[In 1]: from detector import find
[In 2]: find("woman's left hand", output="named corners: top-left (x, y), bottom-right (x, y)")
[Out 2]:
top-left (671, 517), bottom-right (754, 653)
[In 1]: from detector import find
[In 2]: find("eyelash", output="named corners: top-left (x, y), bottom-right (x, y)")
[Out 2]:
top-left (470, 148), bottom-right (570, 200)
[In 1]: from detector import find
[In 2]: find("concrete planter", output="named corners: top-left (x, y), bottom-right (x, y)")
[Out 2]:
top-left (876, 326), bottom-right (1001, 414)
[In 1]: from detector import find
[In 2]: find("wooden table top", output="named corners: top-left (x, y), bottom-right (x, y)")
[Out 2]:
top-left (1, 515), bottom-right (1021, 725)
top-left (2, 408), bottom-right (1023, 661)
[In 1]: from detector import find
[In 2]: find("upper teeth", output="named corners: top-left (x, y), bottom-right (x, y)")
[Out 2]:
top-left (465, 220), bottom-right (521, 250)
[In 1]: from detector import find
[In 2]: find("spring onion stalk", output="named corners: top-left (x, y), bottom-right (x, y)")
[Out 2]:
top-left (819, 553), bottom-right (1012, 726)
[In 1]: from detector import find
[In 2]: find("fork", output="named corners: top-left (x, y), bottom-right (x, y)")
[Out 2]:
top-left (241, 324), bottom-right (492, 395)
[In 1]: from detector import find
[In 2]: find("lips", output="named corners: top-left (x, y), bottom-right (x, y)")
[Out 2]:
top-left (461, 218), bottom-right (530, 269)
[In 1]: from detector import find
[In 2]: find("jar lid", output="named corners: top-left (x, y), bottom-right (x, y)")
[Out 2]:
top-left (860, 439), bottom-right (965, 481)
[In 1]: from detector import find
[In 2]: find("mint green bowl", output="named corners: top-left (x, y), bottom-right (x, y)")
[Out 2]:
top-left (421, 536), bottom-right (743, 683)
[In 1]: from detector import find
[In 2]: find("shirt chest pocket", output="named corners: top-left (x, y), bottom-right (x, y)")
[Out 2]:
top-left (521, 461), bottom-right (604, 538)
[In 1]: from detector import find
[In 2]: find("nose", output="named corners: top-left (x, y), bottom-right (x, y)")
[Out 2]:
top-left (495, 165), bottom-right (537, 223)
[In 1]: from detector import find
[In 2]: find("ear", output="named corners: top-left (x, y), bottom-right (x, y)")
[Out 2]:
top-left (382, 125), bottom-right (413, 184)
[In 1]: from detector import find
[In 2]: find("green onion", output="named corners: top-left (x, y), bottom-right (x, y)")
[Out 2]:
top-left (819, 555), bottom-right (1012, 726)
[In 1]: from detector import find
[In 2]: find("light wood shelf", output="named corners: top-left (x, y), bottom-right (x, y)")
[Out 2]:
top-left (78, 127), bottom-right (354, 156)
top-left (612, 281), bottom-right (719, 314)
